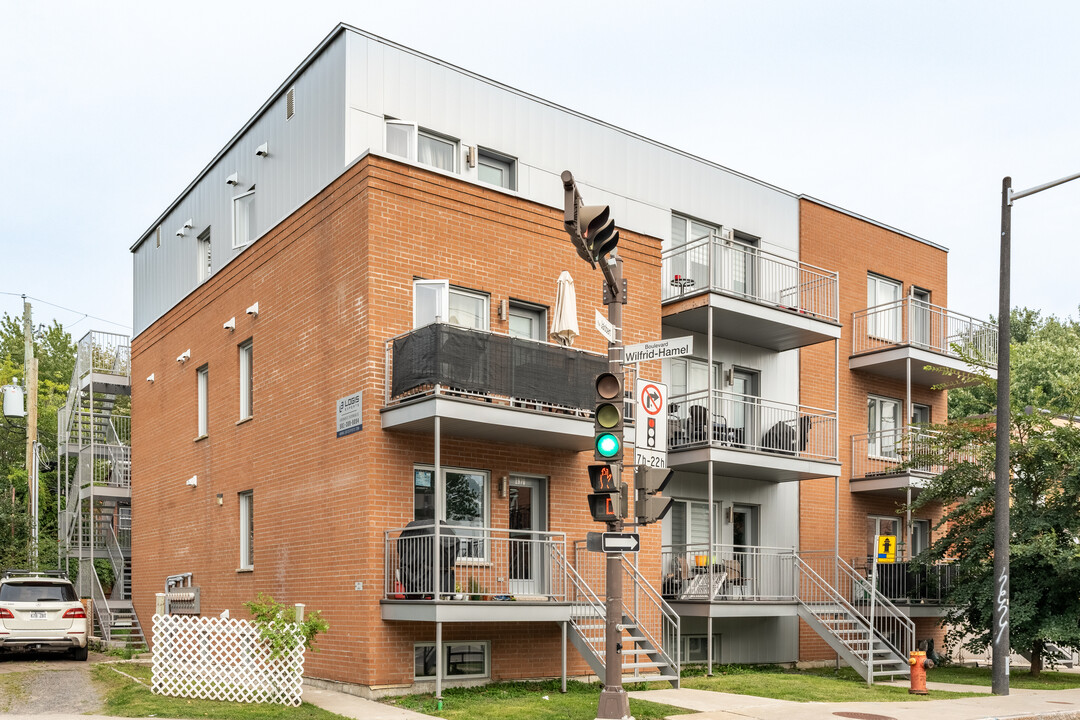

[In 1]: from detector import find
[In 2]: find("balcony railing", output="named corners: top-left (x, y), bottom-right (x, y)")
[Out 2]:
top-left (669, 390), bottom-right (837, 461)
top-left (853, 558), bottom-right (958, 604)
top-left (75, 330), bottom-right (132, 379)
top-left (662, 233), bottom-right (839, 322)
top-left (383, 524), bottom-right (569, 601)
top-left (851, 428), bottom-right (975, 480)
top-left (851, 298), bottom-right (997, 366)
top-left (659, 544), bottom-right (796, 601)
top-left (385, 323), bottom-right (606, 414)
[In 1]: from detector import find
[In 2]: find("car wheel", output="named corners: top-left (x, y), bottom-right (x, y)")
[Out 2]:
top-left (70, 645), bottom-right (88, 661)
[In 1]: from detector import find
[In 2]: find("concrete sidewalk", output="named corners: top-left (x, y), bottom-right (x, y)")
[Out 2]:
top-left (303, 686), bottom-right (442, 719)
top-left (630, 684), bottom-right (1080, 720)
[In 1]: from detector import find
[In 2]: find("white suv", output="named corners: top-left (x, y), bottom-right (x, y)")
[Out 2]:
top-left (0, 570), bottom-right (89, 660)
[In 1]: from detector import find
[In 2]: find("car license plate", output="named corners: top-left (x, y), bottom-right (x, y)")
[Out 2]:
top-left (30, 611), bottom-right (47, 620)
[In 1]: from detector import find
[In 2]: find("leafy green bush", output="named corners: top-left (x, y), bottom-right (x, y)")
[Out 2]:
top-left (244, 594), bottom-right (328, 659)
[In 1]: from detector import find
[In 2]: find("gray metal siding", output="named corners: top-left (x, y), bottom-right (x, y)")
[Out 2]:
top-left (343, 30), bottom-right (798, 258)
top-left (132, 34), bottom-right (346, 336)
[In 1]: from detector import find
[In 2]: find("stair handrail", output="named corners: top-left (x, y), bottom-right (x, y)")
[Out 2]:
top-left (793, 554), bottom-right (875, 667)
top-left (103, 524), bottom-right (126, 601)
top-left (620, 557), bottom-right (680, 681)
top-left (836, 555), bottom-right (914, 663)
top-left (86, 559), bottom-right (115, 644)
top-left (550, 544), bottom-right (607, 662)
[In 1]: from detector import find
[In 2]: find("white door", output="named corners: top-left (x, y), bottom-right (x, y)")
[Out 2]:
top-left (868, 395), bottom-right (902, 457)
top-left (508, 477), bottom-right (547, 596)
top-left (911, 288), bottom-right (931, 347)
top-left (867, 275), bottom-right (902, 342)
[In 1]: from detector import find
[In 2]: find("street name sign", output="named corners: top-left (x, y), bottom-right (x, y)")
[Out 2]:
top-left (624, 336), bottom-right (693, 364)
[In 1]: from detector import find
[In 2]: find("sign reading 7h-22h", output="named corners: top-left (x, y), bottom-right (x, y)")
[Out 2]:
top-left (634, 379), bottom-right (667, 468)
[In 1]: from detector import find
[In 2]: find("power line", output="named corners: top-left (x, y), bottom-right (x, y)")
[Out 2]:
top-left (0, 291), bottom-right (131, 332)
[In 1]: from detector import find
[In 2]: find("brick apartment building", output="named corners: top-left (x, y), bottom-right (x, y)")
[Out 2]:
top-left (127, 24), bottom-right (996, 695)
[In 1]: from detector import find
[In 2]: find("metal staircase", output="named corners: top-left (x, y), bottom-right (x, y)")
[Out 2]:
top-left (58, 331), bottom-right (144, 651)
top-left (795, 553), bottom-right (913, 683)
top-left (556, 545), bottom-right (680, 686)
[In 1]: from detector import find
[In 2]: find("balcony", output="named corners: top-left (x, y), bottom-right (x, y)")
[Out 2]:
top-left (381, 324), bottom-right (606, 451)
top-left (850, 299), bottom-right (997, 385)
top-left (657, 544), bottom-right (798, 618)
top-left (381, 524), bottom-right (575, 623)
top-left (852, 558), bottom-right (958, 615)
top-left (662, 234), bottom-right (840, 351)
top-left (666, 390), bottom-right (840, 481)
top-left (849, 428), bottom-right (975, 496)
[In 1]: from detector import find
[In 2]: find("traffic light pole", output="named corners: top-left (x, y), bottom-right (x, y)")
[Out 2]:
top-left (596, 253), bottom-right (631, 720)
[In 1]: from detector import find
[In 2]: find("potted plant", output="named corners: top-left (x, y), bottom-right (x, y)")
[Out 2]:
top-left (467, 577), bottom-right (485, 601)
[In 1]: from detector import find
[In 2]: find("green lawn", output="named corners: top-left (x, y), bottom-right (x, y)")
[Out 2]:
top-left (929, 665), bottom-right (1080, 690)
top-left (652, 664), bottom-right (985, 703)
top-left (92, 663), bottom-right (350, 720)
top-left (382, 679), bottom-right (685, 720)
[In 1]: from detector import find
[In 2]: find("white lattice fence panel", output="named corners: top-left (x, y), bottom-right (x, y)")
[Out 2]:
top-left (151, 614), bottom-right (305, 706)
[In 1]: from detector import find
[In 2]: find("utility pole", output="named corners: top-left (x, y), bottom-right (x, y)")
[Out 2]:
top-left (22, 297), bottom-right (39, 567)
top-left (563, 171), bottom-right (632, 720)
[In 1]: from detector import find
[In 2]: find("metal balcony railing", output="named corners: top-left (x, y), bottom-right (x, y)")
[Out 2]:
top-left (385, 323), bottom-right (607, 414)
top-left (383, 524), bottom-right (569, 601)
top-left (668, 390), bottom-right (837, 461)
top-left (74, 331), bottom-right (132, 380)
top-left (659, 544), bottom-right (796, 601)
top-left (662, 233), bottom-right (839, 322)
top-left (852, 557), bottom-right (958, 604)
top-left (850, 428), bottom-right (976, 480)
top-left (851, 298), bottom-right (997, 366)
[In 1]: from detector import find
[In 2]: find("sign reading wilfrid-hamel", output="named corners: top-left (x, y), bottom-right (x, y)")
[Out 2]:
top-left (336, 391), bottom-right (363, 438)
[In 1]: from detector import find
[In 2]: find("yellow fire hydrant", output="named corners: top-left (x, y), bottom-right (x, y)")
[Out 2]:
top-left (908, 650), bottom-right (934, 694)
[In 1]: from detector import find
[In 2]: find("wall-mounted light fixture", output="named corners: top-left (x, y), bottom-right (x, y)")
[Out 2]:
top-left (498, 299), bottom-right (508, 321)
top-left (499, 476), bottom-right (508, 498)
top-left (246, 302), bottom-right (259, 317)
top-left (183, 219), bottom-right (194, 229)
top-left (223, 317), bottom-right (236, 332)
top-left (466, 145), bottom-right (478, 169)
top-left (175, 227), bottom-right (186, 238)
top-left (216, 493), bottom-right (223, 506)
top-left (176, 349), bottom-right (191, 364)
top-left (186, 475), bottom-right (198, 488)
top-left (724, 368), bottom-right (734, 387)
top-left (146, 373), bottom-right (155, 383)
top-left (226, 172), bottom-right (239, 186)
top-left (255, 142), bottom-right (269, 157)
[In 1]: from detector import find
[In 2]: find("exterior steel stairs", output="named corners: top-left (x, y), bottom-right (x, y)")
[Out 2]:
top-left (795, 554), bottom-right (912, 683)
top-left (556, 546), bottom-right (680, 687)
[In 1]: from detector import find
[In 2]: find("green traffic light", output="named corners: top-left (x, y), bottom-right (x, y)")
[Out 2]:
top-left (596, 433), bottom-right (620, 458)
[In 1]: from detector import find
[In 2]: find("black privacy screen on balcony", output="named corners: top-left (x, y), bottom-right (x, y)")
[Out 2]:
top-left (392, 324), bottom-right (605, 409)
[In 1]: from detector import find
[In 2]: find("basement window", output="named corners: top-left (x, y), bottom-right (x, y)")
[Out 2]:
top-left (414, 642), bottom-right (489, 680)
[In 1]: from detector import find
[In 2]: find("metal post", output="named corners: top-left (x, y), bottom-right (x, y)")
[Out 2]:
top-left (868, 543), bottom-right (878, 687)
top-left (993, 177), bottom-right (1012, 695)
top-left (561, 620), bottom-right (568, 693)
top-left (435, 621), bottom-right (443, 701)
top-left (707, 290), bottom-right (715, 677)
top-left (434, 415), bottom-right (443, 701)
top-left (597, 253), bottom-right (631, 720)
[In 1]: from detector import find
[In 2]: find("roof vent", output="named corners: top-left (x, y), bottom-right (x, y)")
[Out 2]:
top-left (286, 87), bottom-right (295, 120)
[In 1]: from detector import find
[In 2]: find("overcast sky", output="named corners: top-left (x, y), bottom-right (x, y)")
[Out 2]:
top-left (3, 1), bottom-right (1079, 338)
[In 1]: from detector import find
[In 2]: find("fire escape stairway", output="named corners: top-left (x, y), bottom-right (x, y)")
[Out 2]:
top-left (553, 546), bottom-right (680, 687)
top-left (794, 554), bottom-right (912, 683)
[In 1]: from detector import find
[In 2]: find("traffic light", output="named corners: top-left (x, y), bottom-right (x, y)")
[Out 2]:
top-left (635, 465), bottom-right (674, 525)
top-left (587, 464), bottom-right (621, 523)
top-left (578, 205), bottom-right (620, 267)
top-left (593, 370), bottom-right (624, 462)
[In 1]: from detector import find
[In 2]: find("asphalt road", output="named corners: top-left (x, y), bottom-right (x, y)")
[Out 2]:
top-left (0, 649), bottom-right (109, 715)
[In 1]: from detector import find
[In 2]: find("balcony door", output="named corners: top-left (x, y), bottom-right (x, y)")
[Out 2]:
top-left (508, 476), bottom-right (547, 596)
top-left (867, 274), bottom-right (902, 342)
top-left (669, 215), bottom-right (714, 291)
top-left (910, 287), bottom-right (931, 348)
top-left (867, 395), bottom-right (902, 458)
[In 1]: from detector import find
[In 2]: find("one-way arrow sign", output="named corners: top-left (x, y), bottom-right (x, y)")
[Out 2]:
top-left (601, 532), bottom-right (640, 553)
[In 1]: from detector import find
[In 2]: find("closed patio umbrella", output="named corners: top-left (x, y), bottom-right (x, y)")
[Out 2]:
top-left (550, 271), bottom-right (579, 347)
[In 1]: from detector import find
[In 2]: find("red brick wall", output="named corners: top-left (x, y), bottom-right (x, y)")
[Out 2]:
top-left (131, 156), bottom-right (662, 687)
top-left (798, 198), bottom-right (950, 660)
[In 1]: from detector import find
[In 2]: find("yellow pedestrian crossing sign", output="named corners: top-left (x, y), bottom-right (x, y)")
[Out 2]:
top-left (876, 535), bottom-right (896, 563)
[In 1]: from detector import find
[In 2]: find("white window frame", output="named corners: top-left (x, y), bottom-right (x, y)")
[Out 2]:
top-left (867, 514), bottom-right (900, 560)
top-left (418, 129), bottom-right (458, 173)
top-left (239, 340), bottom-right (253, 421)
top-left (197, 228), bottom-right (212, 284)
top-left (682, 634), bottom-right (720, 664)
top-left (911, 518), bottom-right (931, 556)
top-left (384, 119), bottom-right (459, 174)
top-left (507, 301), bottom-right (546, 341)
top-left (412, 279), bottom-right (490, 331)
top-left (239, 490), bottom-right (254, 570)
top-left (414, 641), bottom-right (490, 680)
top-left (414, 465), bottom-right (490, 561)
top-left (196, 365), bottom-right (209, 438)
top-left (668, 499), bottom-right (720, 548)
top-left (477, 148), bottom-right (516, 190)
top-left (867, 273), bottom-right (903, 342)
top-left (231, 187), bottom-right (256, 249)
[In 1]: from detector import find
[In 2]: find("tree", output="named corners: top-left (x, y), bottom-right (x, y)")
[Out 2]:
top-left (914, 308), bottom-right (1080, 676)
top-left (0, 313), bottom-right (75, 570)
